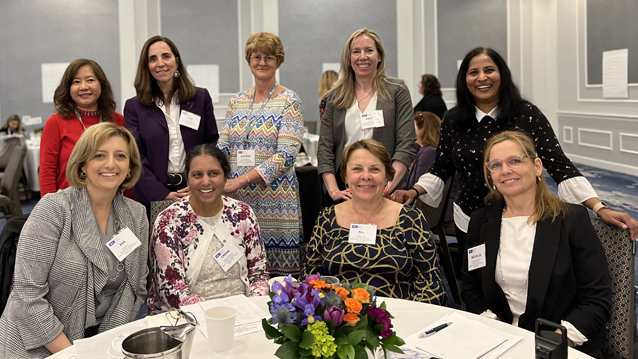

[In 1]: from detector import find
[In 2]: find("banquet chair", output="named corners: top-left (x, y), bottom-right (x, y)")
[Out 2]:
top-left (413, 175), bottom-right (461, 306)
top-left (0, 145), bottom-right (26, 219)
top-left (590, 218), bottom-right (635, 359)
top-left (0, 137), bottom-right (21, 170)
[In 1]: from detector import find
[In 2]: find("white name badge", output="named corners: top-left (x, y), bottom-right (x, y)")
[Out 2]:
top-left (106, 227), bottom-right (142, 262)
top-left (179, 110), bottom-right (201, 130)
top-left (348, 224), bottom-right (377, 244)
top-left (213, 241), bottom-right (244, 272)
top-left (467, 243), bottom-right (487, 271)
top-left (360, 110), bottom-right (385, 130)
top-left (237, 150), bottom-right (255, 167)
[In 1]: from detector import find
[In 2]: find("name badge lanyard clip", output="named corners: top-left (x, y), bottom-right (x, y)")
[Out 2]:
top-left (75, 109), bottom-right (102, 131)
top-left (243, 82), bottom-right (278, 148)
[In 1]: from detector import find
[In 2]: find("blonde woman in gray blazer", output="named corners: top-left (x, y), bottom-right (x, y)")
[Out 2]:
top-left (0, 123), bottom-right (147, 358)
top-left (318, 28), bottom-right (416, 204)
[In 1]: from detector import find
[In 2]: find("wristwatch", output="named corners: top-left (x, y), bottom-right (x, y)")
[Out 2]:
top-left (592, 202), bottom-right (612, 217)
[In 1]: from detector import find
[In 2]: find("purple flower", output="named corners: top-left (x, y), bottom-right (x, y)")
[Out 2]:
top-left (305, 273), bottom-right (321, 290)
top-left (270, 301), bottom-right (297, 326)
top-left (323, 306), bottom-right (345, 327)
top-left (271, 275), bottom-right (294, 303)
top-left (300, 303), bottom-right (322, 326)
top-left (367, 307), bottom-right (394, 338)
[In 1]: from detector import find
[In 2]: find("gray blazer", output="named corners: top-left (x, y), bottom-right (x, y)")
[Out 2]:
top-left (317, 78), bottom-right (417, 178)
top-left (0, 187), bottom-right (149, 358)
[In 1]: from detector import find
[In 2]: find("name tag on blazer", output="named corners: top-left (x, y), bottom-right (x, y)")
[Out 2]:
top-left (467, 243), bottom-right (486, 271)
top-left (179, 110), bottom-right (201, 130)
top-left (360, 110), bottom-right (384, 130)
top-left (107, 227), bottom-right (142, 262)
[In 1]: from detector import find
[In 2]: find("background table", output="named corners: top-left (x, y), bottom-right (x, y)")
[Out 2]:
top-left (48, 296), bottom-right (592, 359)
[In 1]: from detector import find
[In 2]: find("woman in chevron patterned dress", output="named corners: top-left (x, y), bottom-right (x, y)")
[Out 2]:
top-left (218, 32), bottom-right (303, 276)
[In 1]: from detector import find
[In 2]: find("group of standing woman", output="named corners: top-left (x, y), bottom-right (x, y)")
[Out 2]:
top-left (0, 24), bottom-right (635, 358)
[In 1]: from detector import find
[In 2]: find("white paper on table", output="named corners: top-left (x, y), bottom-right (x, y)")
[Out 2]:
top-left (42, 63), bottom-right (70, 103)
top-left (197, 295), bottom-right (270, 338)
top-left (74, 319), bottom-right (148, 359)
top-left (404, 312), bottom-right (518, 359)
top-left (24, 116), bottom-right (42, 126)
top-left (602, 49), bottom-right (628, 98)
top-left (187, 64), bottom-right (220, 103)
top-left (322, 62), bottom-right (341, 75)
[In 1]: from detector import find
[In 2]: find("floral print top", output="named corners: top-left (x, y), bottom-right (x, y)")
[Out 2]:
top-left (148, 196), bottom-right (269, 314)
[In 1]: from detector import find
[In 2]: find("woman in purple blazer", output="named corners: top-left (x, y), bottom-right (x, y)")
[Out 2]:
top-left (124, 36), bottom-right (218, 204)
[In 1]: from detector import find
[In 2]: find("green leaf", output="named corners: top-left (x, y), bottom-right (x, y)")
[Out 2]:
top-left (353, 315), bottom-right (368, 331)
top-left (335, 332), bottom-right (349, 345)
top-left (299, 347), bottom-right (313, 356)
top-left (262, 318), bottom-right (283, 339)
top-left (326, 319), bottom-right (335, 334)
top-left (354, 345), bottom-right (367, 359)
top-left (347, 330), bottom-right (366, 346)
top-left (275, 341), bottom-right (300, 359)
top-left (365, 329), bottom-right (379, 347)
top-left (337, 345), bottom-right (348, 359)
top-left (281, 324), bottom-right (302, 342)
top-left (299, 330), bottom-right (315, 349)
top-left (384, 344), bottom-right (403, 354)
top-left (344, 344), bottom-right (356, 359)
top-left (379, 301), bottom-right (387, 310)
top-left (373, 324), bottom-right (385, 332)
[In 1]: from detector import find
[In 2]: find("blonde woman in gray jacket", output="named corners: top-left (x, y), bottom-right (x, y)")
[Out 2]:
top-left (0, 123), bottom-right (148, 358)
top-left (318, 28), bottom-right (417, 205)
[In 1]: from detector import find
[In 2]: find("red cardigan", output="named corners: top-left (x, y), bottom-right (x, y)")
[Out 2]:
top-left (39, 112), bottom-right (125, 196)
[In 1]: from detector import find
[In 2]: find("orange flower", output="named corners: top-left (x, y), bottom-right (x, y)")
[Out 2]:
top-left (309, 279), bottom-right (330, 290)
top-left (350, 288), bottom-right (370, 303)
top-left (344, 312), bottom-right (360, 325)
top-left (332, 286), bottom-right (349, 299)
top-left (344, 298), bottom-right (362, 314)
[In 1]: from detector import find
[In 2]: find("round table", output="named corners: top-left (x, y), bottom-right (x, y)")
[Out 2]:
top-left (48, 296), bottom-right (593, 358)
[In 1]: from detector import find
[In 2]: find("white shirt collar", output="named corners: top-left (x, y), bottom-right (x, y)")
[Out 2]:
top-left (474, 105), bottom-right (499, 122)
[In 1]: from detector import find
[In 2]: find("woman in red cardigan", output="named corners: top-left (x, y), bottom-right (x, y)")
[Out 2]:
top-left (40, 59), bottom-right (125, 196)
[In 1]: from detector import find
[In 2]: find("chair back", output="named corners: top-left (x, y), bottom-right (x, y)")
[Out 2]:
top-left (590, 218), bottom-right (635, 359)
top-left (0, 213), bottom-right (29, 316)
top-left (150, 200), bottom-right (176, 227)
top-left (1, 145), bottom-right (25, 195)
top-left (0, 137), bottom-right (22, 170)
top-left (413, 176), bottom-right (453, 229)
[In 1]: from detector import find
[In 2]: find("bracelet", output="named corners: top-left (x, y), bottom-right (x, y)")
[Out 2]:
top-left (592, 202), bottom-right (611, 216)
top-left (409, 187), bottom-right (420, 198)
top-left (244, 174), bottom-right (251, 185)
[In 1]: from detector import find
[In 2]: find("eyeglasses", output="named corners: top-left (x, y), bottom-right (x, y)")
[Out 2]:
top-left (250, 54), bottom-right (277, 63)
top-left (485, 155), bottom-right (532, 173)
top-left (165, 309), bottom-right (199, 326)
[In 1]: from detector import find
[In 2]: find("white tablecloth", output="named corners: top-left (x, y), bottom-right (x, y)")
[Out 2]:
top-left (48, 296), bottom-right (592, 359)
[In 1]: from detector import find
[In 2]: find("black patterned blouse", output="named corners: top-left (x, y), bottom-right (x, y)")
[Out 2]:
top-left (428, 102), bottom-right (583, 217)
top-left (301, 205), bottom-right (447, 305)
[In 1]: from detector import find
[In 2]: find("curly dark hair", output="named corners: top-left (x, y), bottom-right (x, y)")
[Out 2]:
top-left (53, 59), bottom-right (116, 121)
top-left (420, 74), bottom-right (442, 96)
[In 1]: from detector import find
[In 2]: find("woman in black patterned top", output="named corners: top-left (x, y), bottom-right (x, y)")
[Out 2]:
top-left (302, 139), bottom-right (446, 305)
top-left (392, 47), bottom-right (638, 249)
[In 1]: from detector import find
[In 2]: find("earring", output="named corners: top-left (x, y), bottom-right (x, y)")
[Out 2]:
top-left (345, 183), bottom-right (349, 189)
top-left (126, 173), bottom-right (131, 179)
top-left (537, 176), bottom-right (542, 183)
top-left (492, 184), bottom-right (496, 190)
top-left (174, 70), bottom-right (180, 78)
top-left (80, 171), bottom-right (86, 179)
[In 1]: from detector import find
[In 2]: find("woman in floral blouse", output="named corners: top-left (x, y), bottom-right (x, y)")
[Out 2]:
top-left (148, 144), bottom-right (269, 314)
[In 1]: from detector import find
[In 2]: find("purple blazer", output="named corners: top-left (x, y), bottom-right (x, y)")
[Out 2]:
top-left (124, 87), bottom-right (219, 204)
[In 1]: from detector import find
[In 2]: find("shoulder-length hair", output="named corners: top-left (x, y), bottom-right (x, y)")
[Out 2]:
top-left (318, 70), bottom-right (338, 101)
top-left (53, 59), bottom-right (117, 121)
top-left (483, 131), bottom-right (567, 224)
top-left (340, 139), bottom-right (396, 183)
top-left (134, 36), bottom-right (196, 106)
top-left (244, 32), bottom-right (286, 67)
top-left (67, 122), bottom-right (142, 191)
top-left (449, 47), bottom-right (522, 132)
top-left (3, 115), bottom-right (25, 133)
top-left (420, 74), bottom-right (442, 96)
top-left (415, 111), bottom-right (441, 148)
top-left (330, 29), bottom-right (392, 110)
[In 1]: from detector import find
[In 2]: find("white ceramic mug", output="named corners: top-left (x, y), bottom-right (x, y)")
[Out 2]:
top-left (205, 306), bottom-right (237, 352)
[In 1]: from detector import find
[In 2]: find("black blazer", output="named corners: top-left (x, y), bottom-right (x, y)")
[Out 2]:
top-left (413, 94), bottom-right (447, 120)
top-left (462, 201), bottom-right (611, 356)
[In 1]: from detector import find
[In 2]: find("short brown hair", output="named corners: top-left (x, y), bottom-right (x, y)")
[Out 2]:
top-left (54, 59), bottom-right (116, 121)
top-left (245, 32), bottom-right (285, 66)
top-left (420, 74), bottom-right (442, 96)
top-left (340, 139), bottom-right (396, 183)
top-left (483, 130), bottom-right (567, 224)
top-left (415, 111), bottom-right (441, 148)
top-left (67, 122), bottom-right (142, 191)
top-left (134, 36), bottom-right (196, 106)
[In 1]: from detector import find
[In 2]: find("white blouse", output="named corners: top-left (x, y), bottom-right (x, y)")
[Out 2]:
top-left (156, 95), bottom-right (186, 173)
top-left (344, 93), bottom-right (378, 149)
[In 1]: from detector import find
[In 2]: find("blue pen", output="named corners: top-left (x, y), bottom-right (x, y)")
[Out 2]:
top-left (418, 322), bottom-right (452, 338)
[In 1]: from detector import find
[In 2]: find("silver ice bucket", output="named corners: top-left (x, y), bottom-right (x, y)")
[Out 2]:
top-left (121, 322), bottom-right (196, 359)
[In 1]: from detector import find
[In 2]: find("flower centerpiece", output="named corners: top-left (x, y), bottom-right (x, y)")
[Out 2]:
top-left (262, 274), bottom-right (405, 359)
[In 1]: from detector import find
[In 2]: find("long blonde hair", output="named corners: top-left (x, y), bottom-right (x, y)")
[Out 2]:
top-left (330, 29), bottom-right (391, 110)
top-left (318, 70), bottom-right (338, 101)
top-left (483, 131), bottom-right (567, 224)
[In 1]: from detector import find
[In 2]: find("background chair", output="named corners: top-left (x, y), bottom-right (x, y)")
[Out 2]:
top-left (590, 218), bottom-right (635, 359)
top-left (150, 200), bottom-right (176, 227)
top-left (0, 137), bottom-right (22, 170)
top-left (413, 175), bottom-right (461, 306)
top-left (0, 145), bottom-right (26, 219)
top-left (0, 213), bottom-right (29, 316)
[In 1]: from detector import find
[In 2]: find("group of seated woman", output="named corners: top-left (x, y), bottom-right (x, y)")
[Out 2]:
top-left (0, 26), bottom-right (632, 358)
